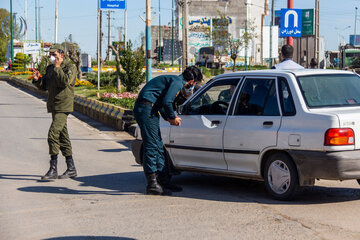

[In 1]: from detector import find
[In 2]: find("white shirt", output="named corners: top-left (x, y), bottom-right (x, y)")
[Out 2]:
top-left (274, 58), bottom-right (304, 70)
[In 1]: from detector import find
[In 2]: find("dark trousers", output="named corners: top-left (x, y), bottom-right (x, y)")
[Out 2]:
top-left (48, 112), bottom-right (72, 157)
top-left (133, 102), bottom-right (165, 174)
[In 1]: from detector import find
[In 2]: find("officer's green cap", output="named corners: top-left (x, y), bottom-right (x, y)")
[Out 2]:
top-left (48, 44), bottom-right (65, 53)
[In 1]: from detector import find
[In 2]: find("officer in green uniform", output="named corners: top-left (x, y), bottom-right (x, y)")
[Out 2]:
top-left (133, 66), bottom-right (201, 195)
top-left (32, 44), bottom-right (77, 180)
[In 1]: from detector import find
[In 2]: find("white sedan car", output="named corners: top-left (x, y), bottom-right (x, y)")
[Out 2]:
top-left (131, 69), bottom-right (360, 200)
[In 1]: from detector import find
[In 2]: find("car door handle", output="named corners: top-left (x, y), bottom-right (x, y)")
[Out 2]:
top-left (263, 121), bottom-right (273, 127)
top-left (211, 120), bottom-right (222, 126)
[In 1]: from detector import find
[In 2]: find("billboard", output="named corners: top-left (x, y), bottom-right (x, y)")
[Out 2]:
top-left (350, 35), bottom-right (360, 46)
top-left (23, 42), bottom-right (41, 54)
top-left (302, 9), bottom-right (315, 36)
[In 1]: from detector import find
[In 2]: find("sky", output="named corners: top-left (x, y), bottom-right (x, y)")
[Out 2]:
top-left (1, 0), bottom-right (360, 58)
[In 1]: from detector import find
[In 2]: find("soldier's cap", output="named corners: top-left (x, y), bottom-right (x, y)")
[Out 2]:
top-left (47, 44), bottom-right (65, 53)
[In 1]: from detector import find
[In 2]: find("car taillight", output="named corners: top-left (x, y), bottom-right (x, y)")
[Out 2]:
top-left (325, 128), bottom-right (355, 146)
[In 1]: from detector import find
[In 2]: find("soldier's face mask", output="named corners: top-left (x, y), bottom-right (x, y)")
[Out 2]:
top-left (49, 55), bottom-right (56, 65)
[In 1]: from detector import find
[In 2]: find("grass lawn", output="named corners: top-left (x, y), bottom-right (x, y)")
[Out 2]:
top-left (74, 86), bottom-right (107, 98)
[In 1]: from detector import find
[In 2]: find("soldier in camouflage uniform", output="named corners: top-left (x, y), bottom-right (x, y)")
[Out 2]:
top-left (32, 44), bottom-right (78, 180)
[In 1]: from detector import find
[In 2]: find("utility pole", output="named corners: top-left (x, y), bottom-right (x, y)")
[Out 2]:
top-left (245, 0), bottom-right (249, 70)
top-left (106, 10), bottom-right (111, 61)
top-left (100, 10), bottom-right (103, 68)
top-left (315, 0), bottom-right (320, 66)
top-left (24, 0), bottom-right (27, 40)
top-left (145, 0), bottom-right (152, 82)
top-left (35, 0), bottom-right (37, 41)
top-left (355, 7), bottom-right (358, 45)
top-left (269, 0), bottom-right (275, 68)
top-left (55, 0), bottom-right (58, 43)
top-left (38, 1), bottom-right (42, 41)
top-left (124, 8), bottom-right (127, 47)
top-left (158, 0), bottom-right (161, 63)
top-left (97, 0), bottom-right (101, 90)
top-left (287, 0), bottom-right (293, 46)
top-left (171, 0), bottom-right (174, 65)
top-left (180, 0), bottom-right (189, 69)
top-left (10, 0), bottom-right (13, 66)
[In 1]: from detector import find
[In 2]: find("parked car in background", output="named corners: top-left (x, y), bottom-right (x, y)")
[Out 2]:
top-left (131, 69), bottom-right (360, 200)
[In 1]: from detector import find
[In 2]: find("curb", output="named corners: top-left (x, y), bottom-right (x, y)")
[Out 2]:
top-left (5, 76), bottom-right (134, 131)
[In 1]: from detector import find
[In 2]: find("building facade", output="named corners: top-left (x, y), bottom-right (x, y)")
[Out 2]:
top-left (176, 0), bottom-right (268, 65)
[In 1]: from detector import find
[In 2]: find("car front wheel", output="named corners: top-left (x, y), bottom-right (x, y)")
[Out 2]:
top-left (264, 153), bottom-right (299, 200)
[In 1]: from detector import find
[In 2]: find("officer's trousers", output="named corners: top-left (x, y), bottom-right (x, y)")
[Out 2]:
top-left (48, 112), bottom-right (72, 157)
top-left (133, 102), bottom-right (165, 174)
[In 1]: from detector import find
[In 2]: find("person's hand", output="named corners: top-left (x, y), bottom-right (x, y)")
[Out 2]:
top-left (168, 116), bottom-right (182, 126)
top-left (33, 70), bottom-right (40, 81)
top-left (55, 54), bottom-right (63, 67)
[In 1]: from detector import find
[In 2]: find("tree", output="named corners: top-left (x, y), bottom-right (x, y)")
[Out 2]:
top-left (0, 8), bottom-right (10, 63)
top-left (108, 41), bottom-right (145, 92)
top-left (62, 42), bottom-right (82, 79)
top-left (12, 52), bottom-right (30, 71)
top-left (206, 11), bottom-right (257, 71)
top-left (205, 11), bottom-right (231, 69)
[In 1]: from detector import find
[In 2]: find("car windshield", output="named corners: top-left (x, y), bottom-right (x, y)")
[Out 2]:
top-left (297, 74), bottom-right (360, 108)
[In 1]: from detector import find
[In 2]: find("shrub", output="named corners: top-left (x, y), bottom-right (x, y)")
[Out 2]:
top-left (12, 53), bottom-right (30, 71)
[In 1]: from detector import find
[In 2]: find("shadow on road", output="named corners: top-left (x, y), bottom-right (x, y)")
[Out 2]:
top-left (43, 236), bottom-right (136, 240)
top-left (13, 171), bottom-right (360, 204)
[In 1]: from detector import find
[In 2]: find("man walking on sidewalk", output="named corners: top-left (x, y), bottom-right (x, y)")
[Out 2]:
top-left (32, 44), bottom-right (78, 180)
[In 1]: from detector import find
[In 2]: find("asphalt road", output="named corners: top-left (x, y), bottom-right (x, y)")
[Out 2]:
top-left (1, 80), bottom-right (360, 240)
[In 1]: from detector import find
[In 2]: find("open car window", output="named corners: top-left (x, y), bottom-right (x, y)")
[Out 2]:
top-left (186, 78), bottom-right (240, 115)
top-left (234, 78), bottom-right (280, 116)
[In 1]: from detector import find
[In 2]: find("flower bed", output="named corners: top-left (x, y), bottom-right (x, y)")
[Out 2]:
top-left (75, 79), bottom-right (95, 87)
top-left (99, 92), bottom-right (138, 109)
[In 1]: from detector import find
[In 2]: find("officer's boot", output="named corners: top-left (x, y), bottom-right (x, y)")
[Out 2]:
top-left (58, 156), bottom-right (77, 179)
top-left (145, 172), bottom-right (164, 195)
top-left (41, 155), bottom-right (58, 180)
top-left (157, 171), bottom-right (183, 192)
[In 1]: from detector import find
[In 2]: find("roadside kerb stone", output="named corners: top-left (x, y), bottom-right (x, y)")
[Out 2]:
top-left (3, 77), bottom-right (134, 131)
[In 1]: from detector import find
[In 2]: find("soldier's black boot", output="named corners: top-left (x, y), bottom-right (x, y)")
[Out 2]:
top-left (58, 156), bottom-right (77, 179)
top-left (145, 172), bottom-right (164, 195)
top-left (157, 171), bottom-right (183, 192)
top-left (41, 155), bottom-right (58, 180)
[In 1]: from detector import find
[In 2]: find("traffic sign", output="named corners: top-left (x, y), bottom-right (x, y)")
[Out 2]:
top-left (280, 8), bottom-right (302, 37)
top-left (99, 0), bottom-right (126, 10)
top-left (302, 9), bottom-right (314, 36)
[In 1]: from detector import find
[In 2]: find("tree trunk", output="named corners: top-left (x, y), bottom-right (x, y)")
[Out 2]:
top-left (232, 57), bottom-right (236, 72)
top-left (109, 44), bottom-right (121, 92)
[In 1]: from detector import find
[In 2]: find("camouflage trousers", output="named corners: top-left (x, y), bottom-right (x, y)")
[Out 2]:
top-left (48, 112), bottom-right (72, 157)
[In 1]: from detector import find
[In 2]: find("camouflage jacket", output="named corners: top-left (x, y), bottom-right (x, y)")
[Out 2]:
top-left (33, 58), bottom-right (77, 113)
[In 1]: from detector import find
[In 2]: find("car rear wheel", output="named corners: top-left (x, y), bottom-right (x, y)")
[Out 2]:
top-left (264, 153), bottom-right (299, 200)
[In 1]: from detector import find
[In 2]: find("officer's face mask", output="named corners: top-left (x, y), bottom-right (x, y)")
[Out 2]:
top-left (49, 55), bottom-right (56, 65)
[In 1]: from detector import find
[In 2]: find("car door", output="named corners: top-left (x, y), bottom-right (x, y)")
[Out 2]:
top-left (167, 77), bottom-right (241, 170)
top-left (223, 76), bottom-right (282, 174)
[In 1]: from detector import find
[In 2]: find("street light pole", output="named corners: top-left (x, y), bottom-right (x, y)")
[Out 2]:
top-left (171, 0), bottom-right (174, 65)
top-left (158, 0), bottom-right (161, 63)
top-left (55, 0), bottom-right (58, 43)
top-left (97, 0), bottom-right (101, 90)
top-left (270, 0), bottom-right (275, 68)
top-left (146, 0), bottom-right (152, 82)
top-left (355, 7), bottom-right (358, 45)
top-left (10, 0), bottom-right (13, 67)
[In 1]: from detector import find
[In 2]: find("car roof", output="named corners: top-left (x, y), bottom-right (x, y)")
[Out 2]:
top-left (213, 69), bottom-right (356, 79)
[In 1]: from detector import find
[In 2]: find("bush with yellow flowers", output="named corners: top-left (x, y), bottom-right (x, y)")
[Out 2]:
top-left (75, 79), bottom-right (95, 88)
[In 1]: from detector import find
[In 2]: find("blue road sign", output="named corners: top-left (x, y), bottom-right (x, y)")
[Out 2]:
top-left (280, 8), bottom-right (302, 37)
top-left (99, 0), bottom-right (126, 10)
